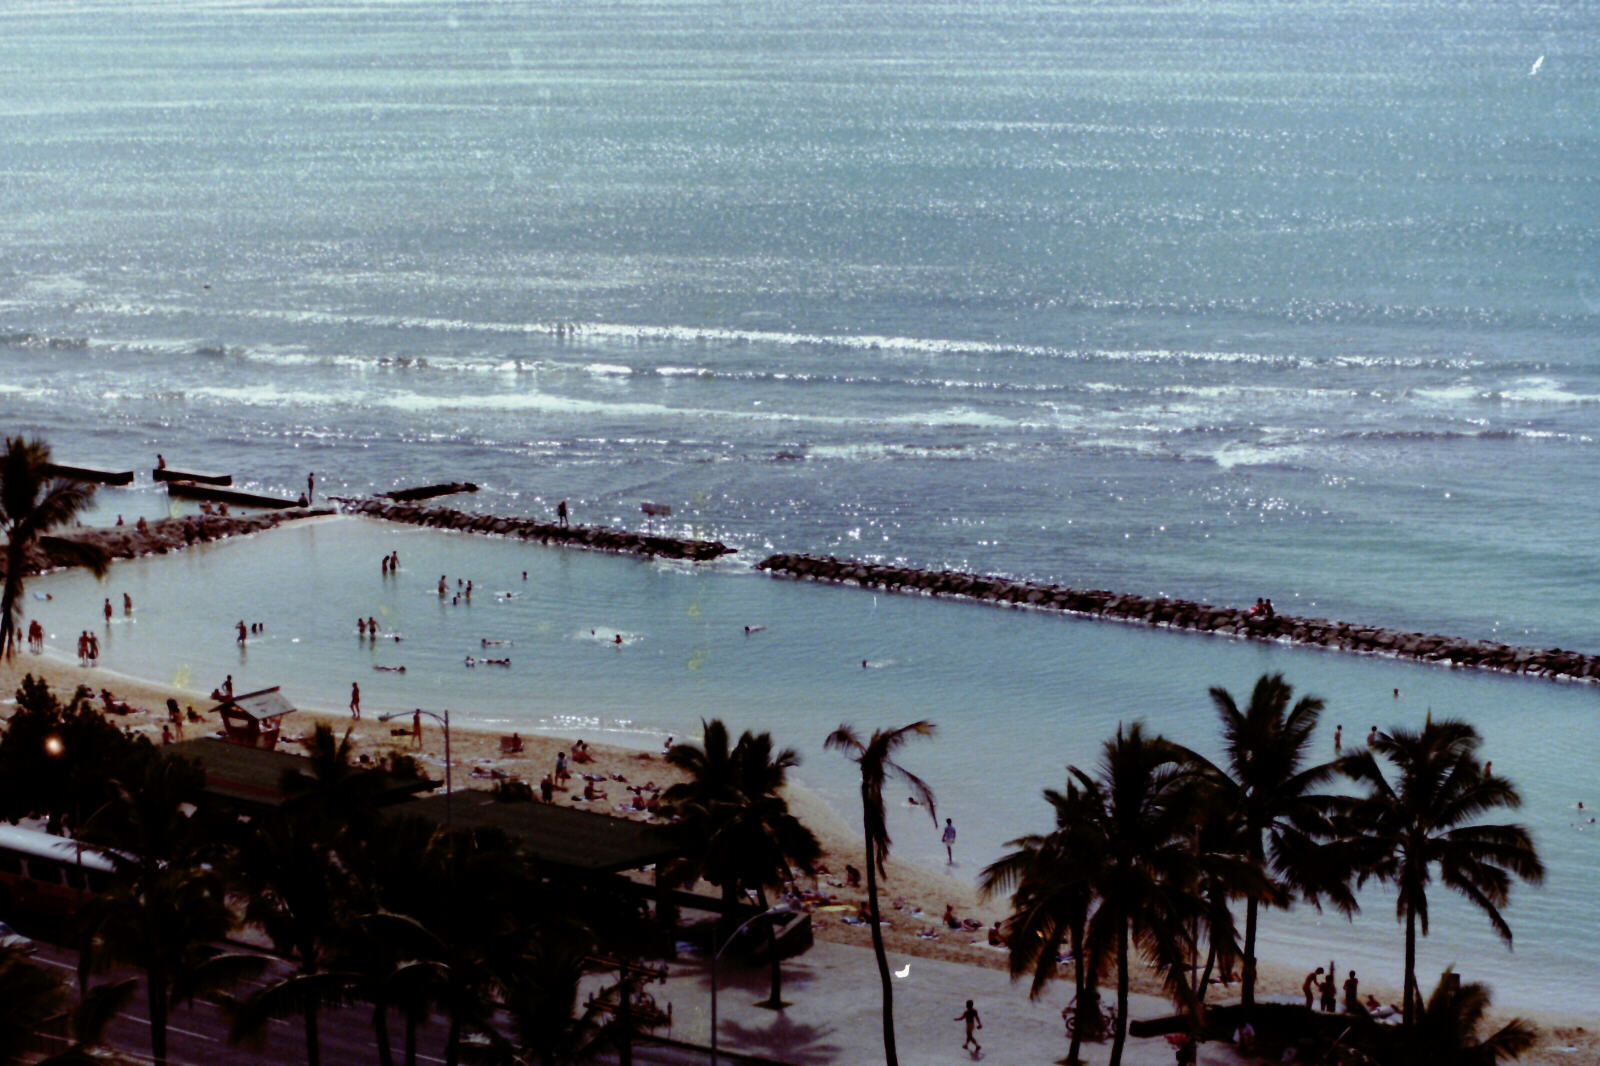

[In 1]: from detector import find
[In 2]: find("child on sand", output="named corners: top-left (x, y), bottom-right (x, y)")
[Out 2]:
top-left (954, 999), bottom-right (982, 1053)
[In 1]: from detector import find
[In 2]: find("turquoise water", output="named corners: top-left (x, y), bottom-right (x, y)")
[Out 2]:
top-left (23, 518), bottom-right (1599, 1014)
top-left (2, 0), bottom-right (1598, 1018)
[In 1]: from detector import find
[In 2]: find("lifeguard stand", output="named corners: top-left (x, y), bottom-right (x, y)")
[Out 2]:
top-left (212, 686), bottom-right (298, 750)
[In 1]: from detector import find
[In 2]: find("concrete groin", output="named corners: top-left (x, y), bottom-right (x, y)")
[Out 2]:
top-left (3, 509), bottom-right (332, 579)
top-left (754, 553), bottom-right (1600, 685)
top-left (340, 498), bottom-right (735, 562)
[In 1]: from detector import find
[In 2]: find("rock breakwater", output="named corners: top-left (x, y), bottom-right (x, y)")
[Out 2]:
top-left (3, 509), bottom-right (331, 578)
top-left (754, 553), bottom-right (1600, 685)
top-left (339, 498), bottom-right (734, 562)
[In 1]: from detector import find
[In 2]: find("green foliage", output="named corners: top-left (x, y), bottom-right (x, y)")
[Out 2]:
top-left (1339, 717), bottom-right (1543, 1026)
top-left (0, 436), bottom-right (108, 658)
top-left (1194, 673), bottom-right (1354, 1010)
top-left (825, 720), bottom-right (937, 1066)
top-left (0, 674), bottom-right (152, 829)
top-left (1388, 968), bottom-right (1537, 1066)
top-left (0, 943), bottom-right (71, 1062)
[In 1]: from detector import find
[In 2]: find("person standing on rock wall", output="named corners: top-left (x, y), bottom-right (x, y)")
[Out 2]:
top-left (557, 499), bottom-right (569, 528)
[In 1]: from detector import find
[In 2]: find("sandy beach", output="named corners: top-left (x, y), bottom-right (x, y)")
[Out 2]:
top-left (4, 647), bottom-right (1593, 1064)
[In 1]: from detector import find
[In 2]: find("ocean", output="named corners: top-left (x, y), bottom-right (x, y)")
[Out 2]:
top-left (2, 0), bottom-right (1597, 1017)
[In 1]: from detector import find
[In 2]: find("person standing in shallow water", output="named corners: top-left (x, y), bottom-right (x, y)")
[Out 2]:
top-left (349, 682), bottom-right (360, 719)
top-left (943, 817), bottom-right (957, 864)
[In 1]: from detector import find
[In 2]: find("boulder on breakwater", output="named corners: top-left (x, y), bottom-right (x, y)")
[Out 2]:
top-left (0, 509), bottom-right (332, 579)
top-left (753, 553), bottom-right (1600, 686)
top-left (339, 499), bottom-right (734, 563)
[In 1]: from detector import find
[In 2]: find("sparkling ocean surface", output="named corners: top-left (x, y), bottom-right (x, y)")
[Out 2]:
top-left (2, 0), bottom-right (1597, 1016)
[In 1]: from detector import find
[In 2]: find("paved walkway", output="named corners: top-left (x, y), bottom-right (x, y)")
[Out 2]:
top-left (654, 937), bottom-right (1257, 1065)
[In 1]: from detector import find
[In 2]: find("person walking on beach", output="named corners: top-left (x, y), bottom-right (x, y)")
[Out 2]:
top-left (954, 999), bottom-right (982, 1054)
top-left (349, 682), bottom-right (361, 720)
top-left (1343, 970), bottom-right (1359, 1013)
top-left (412, 709), bottom-right (423, 748)
top-left (1302, 966), bottom-right (1324, 1009)
top-left (943, 817), bottom-right (957, 864)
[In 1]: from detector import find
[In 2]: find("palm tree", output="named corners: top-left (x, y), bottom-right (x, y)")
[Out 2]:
top-left (664, 720), bottom-right (821, 1006)
top-left (1338, 717), bottom-right (1543, 1027)
top-left (0, 943), bottom-right (71, 1061)
top-left (1391, 967), bottom-right (1537, 1065)
top-left (75, 752), bottom-right (247, 1066)
top-left (1, 436), bottom-right (110, 658)
top-left (1198, 673), bottom-right (1357, 1010)
top-left (228, 800), bottom-right (360, 1066)
top-left (823, 721), bottom-right (936, 1066)
top-left (1068, 723), bottom-right (1208, 1066)
top-left (980, 779), bottom-right (1108, 1064)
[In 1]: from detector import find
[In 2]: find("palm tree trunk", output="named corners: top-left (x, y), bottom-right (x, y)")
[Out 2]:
top-left (0, 550), bottom-right (25, 659)
top-left (865, 842), bottom-right (899, 1066)
top-left (1109, 920), bottom-right (1129, 1066)
top-left (1242, 895), bottom-right (1259, 1011)
top-left (445, 1015), bottom-right (462, 1066)
top-left (1403, 909), bottom-right (1417, 1027)
top-left (1066, 923), bottom-right (1086, 1065)
top-left (305, 997), bottom-right (321, 1066)
top-left (149, 970), bottom-right (169, 1066)
top-left (372, 1001), bottom-right (395, 1066)
top-left (757, 886), bottom-right (784, 1007)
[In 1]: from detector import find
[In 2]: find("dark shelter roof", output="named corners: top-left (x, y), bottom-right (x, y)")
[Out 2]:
top-left (167, 737), bottom-right (437, 809)
top-left (400, 791), bottom-right (683, 876)
top-left (210, 686), bottom-right (297, 722)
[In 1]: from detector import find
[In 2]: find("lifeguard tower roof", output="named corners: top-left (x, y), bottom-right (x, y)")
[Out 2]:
top-left (212, 686), bottom-right (297, 721)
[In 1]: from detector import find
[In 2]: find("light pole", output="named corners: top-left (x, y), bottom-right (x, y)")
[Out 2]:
top-left (710, 903), bottom-right (790, 1066)
top-left (379, 708), bottom-right (452, 830)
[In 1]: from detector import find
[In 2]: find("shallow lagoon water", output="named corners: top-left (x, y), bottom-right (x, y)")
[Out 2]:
top-left (24, 517), bottom-right (1598, 1014)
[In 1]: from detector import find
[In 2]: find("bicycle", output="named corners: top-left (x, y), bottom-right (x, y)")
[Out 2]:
top-left (1062, 994), bottom-right (1117, 1043)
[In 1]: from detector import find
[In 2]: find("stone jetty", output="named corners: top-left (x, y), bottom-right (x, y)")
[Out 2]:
top-left (339, 498), bottom-right (734, 562)
top-left (754, 552), bottom-right (1600, 685)
top-left (3, 509), bottom-right (331, 579)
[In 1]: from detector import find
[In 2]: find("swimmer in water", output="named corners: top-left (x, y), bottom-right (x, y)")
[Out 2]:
top-left (614, 633), bottom-right (623, 644)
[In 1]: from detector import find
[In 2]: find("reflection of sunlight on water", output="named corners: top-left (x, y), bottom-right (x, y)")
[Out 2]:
top-left (21, 515), bottom-right (1599, 1014)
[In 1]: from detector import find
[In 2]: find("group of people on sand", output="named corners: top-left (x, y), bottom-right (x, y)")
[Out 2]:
top-left (1301, 963), bottom-right (1365, 1015)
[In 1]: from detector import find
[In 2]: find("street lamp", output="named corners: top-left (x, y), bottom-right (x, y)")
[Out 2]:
top-left (710, 903), bottom-right (790, 1066)
top-left (379, 708), bottom-right (452, 830)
